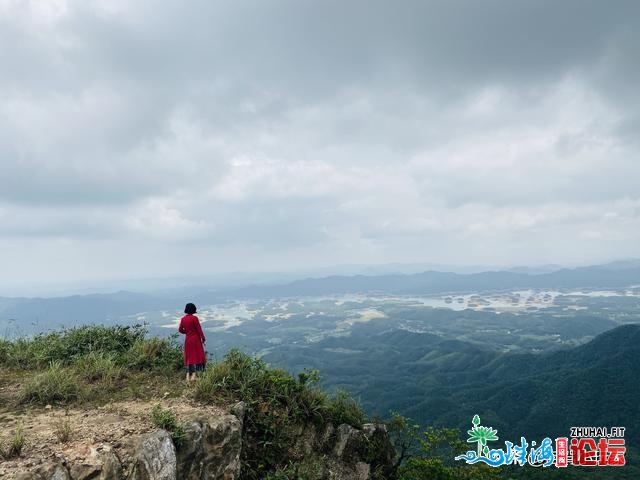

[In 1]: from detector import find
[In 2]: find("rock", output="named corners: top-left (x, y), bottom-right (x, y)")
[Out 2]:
top-left (176, 421), bottom-right (205, 480)
top-left (319, 423), bottom-right (335, 447)
top-left (176, 414), bottom-right (242, 480)
top-left (15, 474), bottom-right (40, 480)
top-left (360, 423), bottom-right (395, 472)
top-left (229, 401), bottom-right (246, 422)
top-left (24, 462), bottom-right (71, 480)
top-left (69, 463), bottom-right (101, 480)
top-left (68, 446), bottom-right (122, 480)
top-left (355, 462), bottom-right (370, 479)
top-left (132, 430), bottom-right (177, 480)
top-left (99, 449), bottom-right (123, 480)
top-left (332, 424), bottom-right (360, 460)
top-left (202, 415), bottom-right (242, 480)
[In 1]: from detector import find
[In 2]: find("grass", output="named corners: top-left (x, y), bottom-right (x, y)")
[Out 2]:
top-left (75, 352), bottom-right (124, 386)
top-left (0, 325), bottom-right (184, 406)
top-left (53, 415), bottom-right (72, 443)
top-left (194, 349), bottom-right (367, 479)
top-left (150, 404), bottom-right (186, 448)
top-left (2, 325), bottom-right (147, 370)
top-left (20, 361), bottom-right (83, 405)
top-left (0, 422), bottom-right (25, 459)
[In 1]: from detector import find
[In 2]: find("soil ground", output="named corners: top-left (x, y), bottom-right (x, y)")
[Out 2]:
top-left (0, 370), bottom-right (226, 479)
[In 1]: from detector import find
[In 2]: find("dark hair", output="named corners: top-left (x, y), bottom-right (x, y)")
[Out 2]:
top-left (184, 303), bottom-right (197, 314)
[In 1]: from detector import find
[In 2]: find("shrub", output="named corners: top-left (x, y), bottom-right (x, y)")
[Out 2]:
top-left (1, 325), bottom-right (183, 374)
top-left (20, 361), bottom-right (82, 405)
top-left (150, 404), bottom-right (186, 448)
top-left (263, 458), bottom-right (325, 479)
top-left (327, 390), bottom-right (366, 428)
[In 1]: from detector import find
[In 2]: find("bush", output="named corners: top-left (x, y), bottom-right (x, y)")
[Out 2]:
top-left (20, 361), bottom-right (82, 405)
top-left (327, 390), bottom-right (366, 428)
top-left (0, 339), bottom-right (10, 364)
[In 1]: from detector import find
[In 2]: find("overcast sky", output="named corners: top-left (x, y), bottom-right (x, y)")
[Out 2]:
top-left (1, 0), bottom-right (639, 292)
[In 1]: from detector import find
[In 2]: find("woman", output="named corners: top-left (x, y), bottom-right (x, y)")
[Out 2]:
top-left (178, 302), bottom-right (206, 383)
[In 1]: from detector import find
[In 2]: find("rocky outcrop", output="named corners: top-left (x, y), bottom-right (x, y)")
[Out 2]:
top-left (10, 409), bottom-right (393, 480)
top-left (132, 430), bottom-right (177, 480)
top-left (14, 446), bottom-right (122, 480)
top-left (274, 421), bottom-right (394, 480)
top-left (177, 413), bottom-right (242, 480)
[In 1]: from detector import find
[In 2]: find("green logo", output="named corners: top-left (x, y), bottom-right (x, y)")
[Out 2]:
top-left (467, 414), bottom-right (499, 456)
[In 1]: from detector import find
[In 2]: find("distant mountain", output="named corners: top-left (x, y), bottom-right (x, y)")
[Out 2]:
top-left (506, 264), bottom-right (563, 274)
top-left (2, 261), bottom-right (639, 335)
top-left (594, 259), bottom-right (640, 271)
top-left (0, 291), bottom-right (180, 335)
top-left (266, 323), bottom-right (640, 449)
top-left (228, 265), bottom-right (640, 299)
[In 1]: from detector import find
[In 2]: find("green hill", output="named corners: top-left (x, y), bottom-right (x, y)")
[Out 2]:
top-left (265, 324), bottom-right (640, 450)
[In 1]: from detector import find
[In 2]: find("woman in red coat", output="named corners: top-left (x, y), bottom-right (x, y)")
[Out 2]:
top-left (178, 303), bottom-right (206, 383)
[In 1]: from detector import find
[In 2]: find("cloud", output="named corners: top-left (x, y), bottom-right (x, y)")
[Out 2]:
top-left (0, 0), bottom-right (639, 287)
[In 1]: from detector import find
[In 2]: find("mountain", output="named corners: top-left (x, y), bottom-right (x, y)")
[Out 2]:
top-left (2, 261), bottom-right (638, 337)
top-left (229, 265), bottom-right (640, 299)
top-left (0, 291), bottom-right (180, 336)
top-left (264, 324), bottom-right (640, 449)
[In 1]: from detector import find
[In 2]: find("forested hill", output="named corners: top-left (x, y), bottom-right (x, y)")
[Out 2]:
top-left (265, 323), bottom-right (640, 449)
top-left (231, 265), bottom-right (640, 298)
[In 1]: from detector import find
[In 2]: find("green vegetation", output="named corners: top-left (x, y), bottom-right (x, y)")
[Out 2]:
top-left (0, 325), bottom-right (183, 406)
top-left (194, 349), bottom-right (370, 479)
top-left (387, 414), bottom-right (500, 480)
top-left (195, 349), bottom-right (365, 428)
top-left (0, 327), bottom-right (375, 479)
top-left (53, 415), bottom-right (72, 443)
top-left (265, 322), bottom-right (640, 454)
top-left (150, 404), bottom-right (186, 448)
top-left (2, 323), bottom-right (638, 479)
top-left (0, 421), bottom-right (24, 459)
top-left (75, 351), bottom-right (124, 386)
top-left (20, 361), bottom-right (83, 404)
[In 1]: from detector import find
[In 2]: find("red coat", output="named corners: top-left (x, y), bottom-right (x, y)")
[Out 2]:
top-left (178, 314), bottom-right (206, 366)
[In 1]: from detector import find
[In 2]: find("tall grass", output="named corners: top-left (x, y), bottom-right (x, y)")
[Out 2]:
top-left (0, 422), bottom-right (24, 459)
top-left (75, 351), bottom-right (124, 386)
top-left (20, 361), bottom-right (82, 405)
top-left (0, 325), bottom-right (184, 406)
top-left (2, 325), bottom-right (148, 369)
